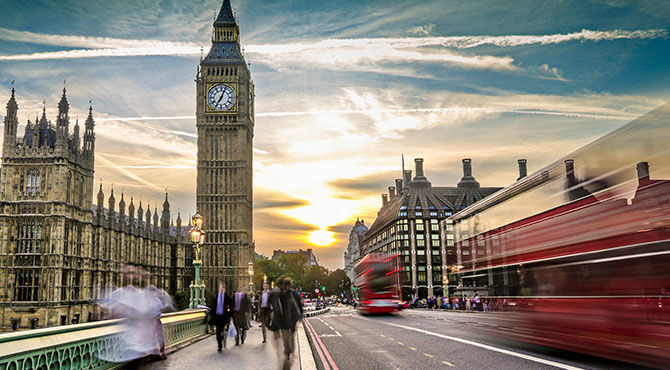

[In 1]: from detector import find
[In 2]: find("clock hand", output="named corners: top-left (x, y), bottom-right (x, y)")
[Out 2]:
top-left (216, 91), bottom-right (225, 106)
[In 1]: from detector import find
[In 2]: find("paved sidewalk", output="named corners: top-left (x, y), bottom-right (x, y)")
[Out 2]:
top-left (141, 322), bottom-right (304, 370)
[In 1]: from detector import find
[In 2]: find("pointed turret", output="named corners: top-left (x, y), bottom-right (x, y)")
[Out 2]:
top-left (204, 0), bottom-right (243, 62)
top-left (176, 211), bottom-right (183, 241)
top-left (37, 105), bottom-right (48, 147)
top-left (153, 207), bottom-right (159, 231)
top-left (128, 196), bottom-right (135, 230)
top-left (119, 193), bottom-right (126, 230)
top-left (137, 201), bottom-right (144, 226)
top-left (83, 103), bottom-right (95, 168)
top-left (3, 82), bottom-right (19, 152)
top-left (73, 119), bottom-right (81, 154)
top-left (214, 0), bottom-right (236, 26)
top-left (146, 205), bottom-right (152, 232)
top-left (57, 84), bottom-right (69, 138)
top-left (161, 192), bottom-right (171, 233)
top-left (108, 187), bottom-right (116, 227)
top-left (97, 184), bottom-right (104, 220)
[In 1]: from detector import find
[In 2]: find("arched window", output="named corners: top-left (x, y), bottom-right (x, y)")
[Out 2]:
top-left (26, 169), bottom-right (40, 194)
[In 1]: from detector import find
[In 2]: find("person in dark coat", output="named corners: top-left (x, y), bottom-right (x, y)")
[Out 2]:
top-left (232, 286), bottom-right (252, 345)
top-left (258, 283), bottom-right (271, 343)
top-left (268, 277), bottom-right (303, 370)
top-left (208, 282), bottom-right (233, 352)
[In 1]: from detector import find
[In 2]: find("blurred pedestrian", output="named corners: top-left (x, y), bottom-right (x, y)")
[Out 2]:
top-left (209, 282), bottom-right (233, 352)
top-left (258, 283), bottom-right (271, 343)
top-left (233, 286), bottom-right (251, 345)
top-left (269, 277), bottom-right (303, 370)
top-left (143, 285), bottom-right (174, 360)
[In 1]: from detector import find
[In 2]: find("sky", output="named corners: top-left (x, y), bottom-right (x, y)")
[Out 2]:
top-left (0, 0), bottom-right (668, 269)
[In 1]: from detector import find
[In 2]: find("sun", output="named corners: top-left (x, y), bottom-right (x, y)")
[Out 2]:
top-left (308, 229), bottom-right (336, 247)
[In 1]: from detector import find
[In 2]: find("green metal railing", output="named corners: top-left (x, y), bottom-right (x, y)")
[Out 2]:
top-left (0, 309), bottom-right (209, 370)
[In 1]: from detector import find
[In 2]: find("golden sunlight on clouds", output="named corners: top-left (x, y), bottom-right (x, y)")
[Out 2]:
top-left (308, 229), bottom-right (336, 247)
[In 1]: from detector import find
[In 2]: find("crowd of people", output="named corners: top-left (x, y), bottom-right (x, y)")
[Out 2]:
top-left (409, 293), bottom-right (504, 312)
top-left (96, 266), bottom-right (305, 370)
top-left (208, 277), bottom-right (303, 370)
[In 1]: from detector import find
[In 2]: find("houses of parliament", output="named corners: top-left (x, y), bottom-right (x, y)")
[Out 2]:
top-left (0, 0), bottom-right (255, 331)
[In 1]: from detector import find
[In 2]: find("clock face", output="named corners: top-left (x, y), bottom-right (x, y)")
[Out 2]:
top-left (207, 84), bottom-right (235, 111)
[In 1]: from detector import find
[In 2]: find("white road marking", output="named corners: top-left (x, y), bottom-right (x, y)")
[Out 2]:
top-left (423, 353), bottom-right (434, 358)
top-left (442, 361), bottom-right (455, 367)
top-left (408, 347), bottom-right (417, 351)
top-left (382, 321), bottom-right (584, 370)
top-left (316, 317), bottom-right (342, 337)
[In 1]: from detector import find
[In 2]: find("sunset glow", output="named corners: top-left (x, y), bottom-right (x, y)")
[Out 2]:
top-left (308, 230), bottom-right (336, 247)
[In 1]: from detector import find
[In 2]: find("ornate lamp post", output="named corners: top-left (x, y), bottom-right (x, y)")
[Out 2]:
top-left (248, 261), bottom-right (254, 292)
top-left (189, 211), bottom-right (206, 309)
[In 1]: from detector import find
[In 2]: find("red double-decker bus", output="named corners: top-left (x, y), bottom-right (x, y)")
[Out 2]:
top-left (353, 253), bottom-right (404, 314)
top-left (449, 103), bottom-right (670, 368)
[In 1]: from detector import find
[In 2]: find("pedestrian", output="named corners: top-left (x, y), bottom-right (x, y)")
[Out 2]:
top-left (258, 283), bottom-right (271, 343)
top-left (269, 277), bottom-right (303, 370)
top-left (233, 286), bottom-right (251, 345)
top-left (208, 282), bottom-right (233, 352)
top-left (248, 291), bottom-right (255, 327)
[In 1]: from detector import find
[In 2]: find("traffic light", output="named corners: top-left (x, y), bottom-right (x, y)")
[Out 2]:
top-left (321, 286), bottom-right (326, 291)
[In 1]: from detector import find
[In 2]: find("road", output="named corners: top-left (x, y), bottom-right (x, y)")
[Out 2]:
top-left (303, 306), bottom-right (647, 370)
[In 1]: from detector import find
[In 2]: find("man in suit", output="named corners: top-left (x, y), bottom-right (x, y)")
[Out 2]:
top-left (208, 282), bottom-right (233, 352)
top-left (232, 286), bottom-right (251, 345)
top-left (269, 277), bottom-right (303, 370)
top-left (258, 283), bottom-right (271, 343)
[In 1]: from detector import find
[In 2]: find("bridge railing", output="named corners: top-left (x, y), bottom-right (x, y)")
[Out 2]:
top-left (0, 309), bottom-right (209, 370)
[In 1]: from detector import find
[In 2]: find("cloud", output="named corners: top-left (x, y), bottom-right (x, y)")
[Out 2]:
top-left (328, 170), bottom-right (400, 199)
top-left (3, 27), bottom-right (664, 75)
top-left (408, 23), bottom-right (435, 36)
top-left (254, 191), bottom-right (310, 210)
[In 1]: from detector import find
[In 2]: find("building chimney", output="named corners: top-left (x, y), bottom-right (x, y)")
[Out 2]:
top-left (388, 186), bottom-right (396, 201)
top-left (462, 158), bottom-right (472, 177)
top-left (415, 158), bottom-right (424, 177)
top-left (403, 170), bottom-right (412, 192)
top-left (411, 158), bottom-right (431, 187)
top-left (457, 158), bottom-right (480, 188)
top-left (636, 161), bottom-right (650, 182)
top-left (382, 194), bottom-right (388, 206)
top-left (565, 159), bottom-right (575, 176)
top-left (517, 159), bottom-right (527, 181)
top-left (395, 179), bottom-right (403, 195)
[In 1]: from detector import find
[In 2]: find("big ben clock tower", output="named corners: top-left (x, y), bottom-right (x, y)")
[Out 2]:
top-left (196, 0), bottom-right (254, 292)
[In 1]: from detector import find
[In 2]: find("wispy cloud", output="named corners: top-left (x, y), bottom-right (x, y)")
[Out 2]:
top-left (408, 23), bottom-right (435, 36)
top-left (2, 27), bottom-right (664, 73)
top-left (94, 106), bottom-right (635, 122)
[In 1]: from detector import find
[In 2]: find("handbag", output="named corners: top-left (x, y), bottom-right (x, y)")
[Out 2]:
top-left (228, 323), bottom-right (237, 338)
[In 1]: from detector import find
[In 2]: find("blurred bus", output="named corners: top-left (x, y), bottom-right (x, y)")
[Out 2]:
top-left (353, 253), bottom-right (404, 314)
top-left (447, 103), bottom-right (670, 368)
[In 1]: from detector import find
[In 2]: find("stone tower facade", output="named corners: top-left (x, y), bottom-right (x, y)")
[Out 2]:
top-left (0, 85), bottom-right (192, 331)
top-left (196, 0), bottom-right (255, 292)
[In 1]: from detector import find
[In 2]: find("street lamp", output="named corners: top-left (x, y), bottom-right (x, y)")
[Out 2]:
top-left (189, 211), bottom-right (206, 309)
top-left (248, 261), bottom-right (254, 292)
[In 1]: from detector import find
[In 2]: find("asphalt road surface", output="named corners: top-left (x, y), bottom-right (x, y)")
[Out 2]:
top-left (303, 306), bottom-right (648, 370)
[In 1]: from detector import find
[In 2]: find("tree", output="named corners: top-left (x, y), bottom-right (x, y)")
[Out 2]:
top-left (278, 253), bottom-right (307, 280)
top-left (304, 265), bottom-right (329, 294)
top-left (253, 257), bottom-right (282, 289)
top-left (326, 269), bottom-right (350, 296)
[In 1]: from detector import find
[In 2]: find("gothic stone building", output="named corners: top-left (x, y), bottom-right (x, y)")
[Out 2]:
top-left (343, 219), bottom-right (368, 283)
top-left (361, 158), bottom-right (506, 300)
top-left (0, 86), bottom-right (192, 331)
top-left (196, 0), bottom-right (255, 292)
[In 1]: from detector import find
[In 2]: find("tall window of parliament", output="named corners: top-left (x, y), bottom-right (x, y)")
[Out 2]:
top-left (17, 221), bottom-right (42, 253)
top-left (14, 270), bottom-right (39, 302)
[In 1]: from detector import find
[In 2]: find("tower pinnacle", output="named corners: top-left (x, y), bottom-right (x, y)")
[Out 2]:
top-left (214, 0), bottom-right (236, 26)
